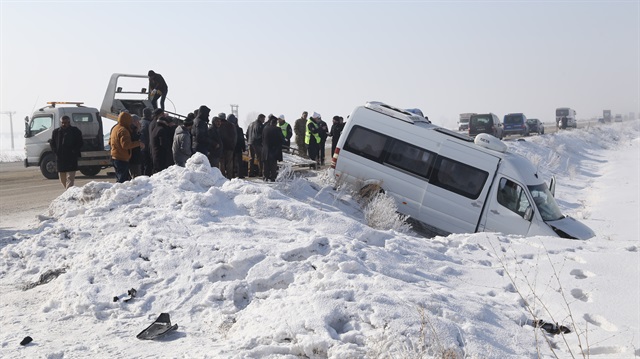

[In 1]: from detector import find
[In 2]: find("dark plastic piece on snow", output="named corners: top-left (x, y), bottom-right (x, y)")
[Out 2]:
top-left (533, 319), bottom-right (571, 335)
top-left (124, 288), bottom-right (137, 302)
top-left (20, 336), bottom-right (33, 346)
top-left (136, 313), bottom-right (178, 340)
top-left (113, 296), bottom-right (119, 302)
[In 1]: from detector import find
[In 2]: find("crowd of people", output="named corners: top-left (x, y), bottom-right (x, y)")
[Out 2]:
top-left (50, 69), bottom-right (346, 188)
top-left (106, 108), bottom-right (345, 184)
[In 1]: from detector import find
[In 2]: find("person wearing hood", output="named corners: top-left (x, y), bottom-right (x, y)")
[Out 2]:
top-left (140, 107), bottom-right (154, 176)
top-left (151, 116), bottom-right (175, 173)
top-left (217, 112), bottom-right (237, 179)
top-left (207, 116), bottom-right (223, 168)
top-left (129, 114), bottom-right (143, 178)
top-left (262, 115), bottom-right (284, 182)
top-left (227, 114), bottom-right (246, 178)
top-left (246, 114), bottom-right (265, 177)
top-left (173, 114), bottom-right (194, 167)
top-left (109, 112), bottom-right (143, 183)
top-left (148, 70), bottom-right (168, 110)
top-left (192, 105), bottom-right (211, 155)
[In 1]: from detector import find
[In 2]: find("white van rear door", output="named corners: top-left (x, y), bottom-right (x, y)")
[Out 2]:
top-left (421, 140), bottom-right (500, 234)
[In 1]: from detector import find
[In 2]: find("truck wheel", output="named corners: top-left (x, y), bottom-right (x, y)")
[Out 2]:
top-left (40, 153), bottom-right (58, 180)
top-left (80, 167), bottom-right (102, 177)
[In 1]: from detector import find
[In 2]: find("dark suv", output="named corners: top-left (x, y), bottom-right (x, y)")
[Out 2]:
top-left (526, 118), bottom-right (544, 135)
top-left (503, 113), bottom-right (529, 137)
top-left (469, 113), bottom-right (504, 139)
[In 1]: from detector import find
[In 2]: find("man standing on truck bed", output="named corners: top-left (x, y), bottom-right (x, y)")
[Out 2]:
top-left (50, 115), bottom-right (83, 189)
top-left (148, 70), bottom-right (168, 110)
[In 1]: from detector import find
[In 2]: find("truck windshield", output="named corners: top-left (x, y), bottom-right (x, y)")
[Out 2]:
top-left (28, 115), bottom-right (53, 136)
top-left (556, 109), bottom-right (569, 116)
top-left (528, 183), bottom-right (564, 221)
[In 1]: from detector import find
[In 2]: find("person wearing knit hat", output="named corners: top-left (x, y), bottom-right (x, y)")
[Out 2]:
top-left (109, 111), bottom-right (143, 183)
top-left (173, 114), bottom-right (194, 167)
top-left (277, 114), bottom-right (292, 150)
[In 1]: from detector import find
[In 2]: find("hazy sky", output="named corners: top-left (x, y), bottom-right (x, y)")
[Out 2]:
top-left (1, 0), bottom-right (638, 139)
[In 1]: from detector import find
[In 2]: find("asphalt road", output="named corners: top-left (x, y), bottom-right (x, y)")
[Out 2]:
top-left (0, 162), bottom-right (114, 229)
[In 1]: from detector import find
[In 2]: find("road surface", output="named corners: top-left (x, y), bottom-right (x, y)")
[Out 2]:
top-left (0, 162), bottom-right (113, 230)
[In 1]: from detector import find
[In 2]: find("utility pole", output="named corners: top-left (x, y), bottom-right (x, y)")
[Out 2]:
top-left (1, 111), bottom-right (16, 150)
top-left (230, 104), bottom-right (239, 119)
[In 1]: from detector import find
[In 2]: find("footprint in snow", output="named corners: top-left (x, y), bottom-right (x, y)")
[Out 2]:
top-left (584, 313), bottom-right (618, 332)
top-left (570, 288), bottom-right (592, 302)
top-left (569, 269), bottom-right (595, 279)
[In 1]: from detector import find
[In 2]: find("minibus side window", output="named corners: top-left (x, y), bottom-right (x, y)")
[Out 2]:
top-left (385, 140), bottom-right (435, 178)
top-left (497, 178), bottom-right (531, 217)
top-left (430, 157), bottom-right (488, 199)
top-left (343, 126), bottom-right (387, 162)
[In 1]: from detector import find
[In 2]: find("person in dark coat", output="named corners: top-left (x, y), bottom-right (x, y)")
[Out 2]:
top-left (306, 112), bottom-right (321, 163)
top-left (207, 116), bottom-right (223, 168)
top-left (227, 114), bottom-right (246, 178)
top-left (261, 115), bottom-right (284, 182)
top-left (246, 114), bottom-right (265, 177)
top-left (140, 108), bottom-right (154, 176)
top-left (50, 115), bottom-right (83, 189)
top-left (129, 114), bottom-right (143, 178)
top-left (217, 113), bottom-right (237, 179)
top-left (329, 115), bottom-right (345, 156)
top-left (192, 105), bottom-right (211, 156)
top-left (317, 116), bottom-right (329, 165)
top-left (151, 116), bottom-right (174, 173)
top-left (148, 70), bottom-right (168, 110)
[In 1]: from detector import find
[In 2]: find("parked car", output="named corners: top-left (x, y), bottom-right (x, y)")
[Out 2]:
top-left (503, 113), bottom-right (529, 137)
top-left (614, 114), bottom-right (623, 122)
top-left (526, 118), bottom-right (544, 135)
top-left (469, 113), bottom-right (503, 139)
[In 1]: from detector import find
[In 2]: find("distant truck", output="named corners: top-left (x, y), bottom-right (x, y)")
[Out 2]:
top-left (24, 102), bottom-right (112, 179)
top-left (555, 108), bottom-right (577, 129)
top-left (603, 110), bottom-right (612, 123)
top-left (458, 113), bottom-right (476, 131)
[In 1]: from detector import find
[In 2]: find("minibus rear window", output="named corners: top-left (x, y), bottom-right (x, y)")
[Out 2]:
top-left (343, 126), bottom-right (387, 161)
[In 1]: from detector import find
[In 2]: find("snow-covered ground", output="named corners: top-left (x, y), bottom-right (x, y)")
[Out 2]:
top-left (0, 121), bottom-right (638, 358)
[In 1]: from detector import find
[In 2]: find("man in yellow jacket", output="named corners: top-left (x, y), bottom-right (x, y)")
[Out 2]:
top-left (110, 112), bottom-right (144, 183)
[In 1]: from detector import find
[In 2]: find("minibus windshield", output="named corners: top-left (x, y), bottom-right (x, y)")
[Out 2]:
top-left (528, 183), bottom-right (564, 221)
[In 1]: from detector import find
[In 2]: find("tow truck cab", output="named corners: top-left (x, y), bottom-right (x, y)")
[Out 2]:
top-left (24, 102), bottom-right (111, 179)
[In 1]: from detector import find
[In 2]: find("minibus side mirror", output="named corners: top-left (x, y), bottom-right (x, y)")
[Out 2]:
top-left (549, 176), bottom-right (556, 197)
top-left (524, 206), bottom-right (534, 222)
